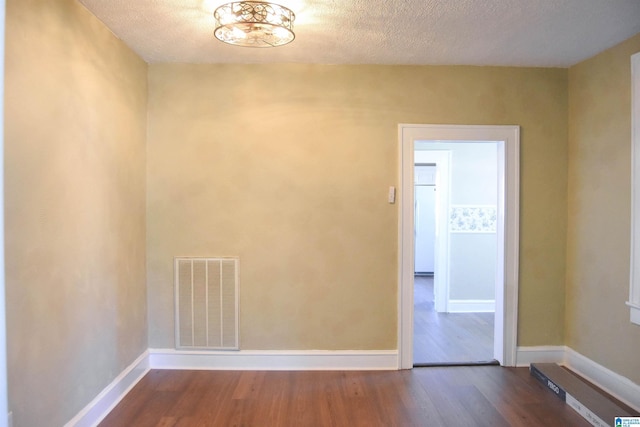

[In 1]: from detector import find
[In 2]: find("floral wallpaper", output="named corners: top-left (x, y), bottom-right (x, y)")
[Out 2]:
top-left (450, 205), bottom-right (497, 233)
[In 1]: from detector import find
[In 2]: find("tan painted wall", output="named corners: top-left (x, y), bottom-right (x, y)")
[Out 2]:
top-left (147, 64), bottom-right (568, 349)
top-left (4, 0), bottom-right (148, 425)
top-left (566, 33), bottom-right (640, 383)
top-left (6, 0), bottom-right (640, 420)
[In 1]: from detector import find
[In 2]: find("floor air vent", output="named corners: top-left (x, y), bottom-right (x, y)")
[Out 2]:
top-left (174, 257), bottom-right (239, 350)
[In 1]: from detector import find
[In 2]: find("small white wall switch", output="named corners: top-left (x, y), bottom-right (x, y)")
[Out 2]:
top-left (388, 186), bottom-right (396, 204)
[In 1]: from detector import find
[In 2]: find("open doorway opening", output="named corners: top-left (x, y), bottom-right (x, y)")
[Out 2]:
top-left (398, 124), bottom-right (520, 369)
top-left (413, 144), bottom-right (498, 366)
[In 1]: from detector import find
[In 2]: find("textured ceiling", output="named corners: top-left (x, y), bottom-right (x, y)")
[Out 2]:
top-left (79, 0), bottom-right (640, 67)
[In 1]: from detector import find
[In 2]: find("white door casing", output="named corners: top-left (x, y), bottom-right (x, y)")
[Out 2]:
top-left (398, 124), bottom-right (520, 369)
top-left (629, 51), bottom-right (640, 325)
top-left (414, 152), bottom-right (451, 313)
top-left (0, 0), bottom-right (8, 424)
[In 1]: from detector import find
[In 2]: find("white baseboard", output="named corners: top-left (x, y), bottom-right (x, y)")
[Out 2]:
top-left (516, 346), bottom-right (640, 412)
top-left (67, 346), bottom-right (640, 425)
top-left (148, 349), bottom-right (399, 371)
top-left (64, 348), bottom-right (397, 426)
top-left (515, 345), bottom-right (566, 367)
top-left (564, 347), bottom-right (640, 412)
top-left (447, 299), bottom-right (495, 313)
top-left (64, 350), bottom-right (150, 427)
top-left (627, 301), bottom-right (640, 326)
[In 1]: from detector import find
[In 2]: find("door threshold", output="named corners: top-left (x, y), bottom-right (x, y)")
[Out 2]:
top-left (413, 360), bottom-right (500, 368)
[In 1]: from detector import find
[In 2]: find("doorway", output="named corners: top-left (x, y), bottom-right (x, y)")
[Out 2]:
top-left (413, 144), bottom-right (498, 366)
top-left (414, 164), bottom-right (436, 276)
top-left (398, 124), bottom-right (520, 369)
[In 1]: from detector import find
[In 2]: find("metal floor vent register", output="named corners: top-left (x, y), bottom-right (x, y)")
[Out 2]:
top-left (174, 257), bottom-right (239, 350)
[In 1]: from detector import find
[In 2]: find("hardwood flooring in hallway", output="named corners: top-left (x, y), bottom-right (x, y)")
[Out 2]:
top-left (414, 276), bottom-right (494, 364)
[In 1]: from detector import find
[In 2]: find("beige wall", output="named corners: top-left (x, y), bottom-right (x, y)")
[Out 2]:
top-left (566, 33), bottom-right (640, 383)
top-left (4, 0), bottom-right (148, 425)
top-left (147, 64), bottom-right (568, 349)
top-left (18, 0), bottom-right (640, 419)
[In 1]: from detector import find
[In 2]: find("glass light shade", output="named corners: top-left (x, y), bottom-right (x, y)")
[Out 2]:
top-left (214, 2), bottom-right (295, 48)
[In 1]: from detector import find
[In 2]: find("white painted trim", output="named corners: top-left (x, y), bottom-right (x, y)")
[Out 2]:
top-left (515, 345), bottom-right (566, 367)
top-left (414, 150), bottom-right (451, 313)
top-left (0, 1), bottom-right (7, 425)
top-left (148, 349), bottom-right (399, 371)
top-left (627, 52), bottom-right (640, 325)
top-left (626, 301), bottom-right (640, 325)
top-left (64, 351), bottom-right (150, 427)
top-left (61, 348), bottom-right (395, 425)
top-left (564, 347), bottom-right (640, 412)
top-left (64, 345), bottom-right (640, 424)
top-left (497, 128), bottom-right (520, 367)
top-left (447, 299), bottom-right (495, 313)
top-left (630, 51), bottom-right (640, 326)
top-left (398, 124), bottom-right (520, 368)
top-left (398, 126), bottom-right (415, 369)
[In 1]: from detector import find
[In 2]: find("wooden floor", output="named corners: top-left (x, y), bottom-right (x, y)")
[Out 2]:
top-left (99, 367), bottom-right (591, 426)
top-left (414, 276), bottom-right (494, 364)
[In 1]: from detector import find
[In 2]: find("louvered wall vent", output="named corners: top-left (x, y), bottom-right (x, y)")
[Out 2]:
top-left (174, 257), bottom-right (239, 350)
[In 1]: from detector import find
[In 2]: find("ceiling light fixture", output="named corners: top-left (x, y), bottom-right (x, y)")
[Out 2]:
top-left (214, 1), bottom-right (295, 48)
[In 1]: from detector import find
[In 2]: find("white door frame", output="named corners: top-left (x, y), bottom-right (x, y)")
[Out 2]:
top-left (414, 151), bottom-right (451, 313)
top-left (398, 124), bottom-right (520, 369)
top-left (0, 0), bottom-right (8, 423)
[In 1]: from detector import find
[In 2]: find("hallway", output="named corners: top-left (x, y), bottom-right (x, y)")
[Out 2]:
top-left (414, 276), bottom-right (495, 364)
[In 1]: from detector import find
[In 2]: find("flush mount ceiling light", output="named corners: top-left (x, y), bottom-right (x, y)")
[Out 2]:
top-left (214, 1), bottom-right (296, 48)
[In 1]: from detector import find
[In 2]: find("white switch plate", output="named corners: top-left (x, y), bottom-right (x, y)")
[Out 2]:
top-left (388, 186), bottom-right (396, 204)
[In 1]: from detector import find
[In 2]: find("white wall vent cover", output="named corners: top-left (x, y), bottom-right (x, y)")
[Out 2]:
top-left (174, 257), bottom-right (239, 350)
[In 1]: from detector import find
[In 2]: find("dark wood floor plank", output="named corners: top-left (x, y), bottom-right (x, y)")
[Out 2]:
top-left (232, 370), bottom-right (267, 400)
top-left (470, 366), bottom-right (552, 425)
top-left (169, 371), bottom-right (217, 418)
top-left (370, 370), bottom-right (446, 426)
top-left (101, 390), bottom-right (177, 427)
top-left (415, 369), bottom-right (486, 425)
top-left (262, 371), bottom-right (293, 424)
top-left (100, 367), bottom-right (598, 426)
